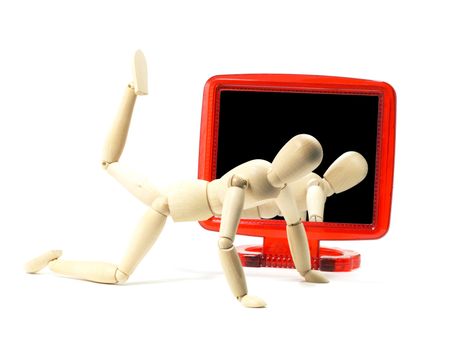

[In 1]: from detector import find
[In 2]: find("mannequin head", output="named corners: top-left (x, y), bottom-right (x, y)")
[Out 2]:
top-left (323, 151), bottom-right (368, 194)
top-left (267, 134), bottom-right (323, 188)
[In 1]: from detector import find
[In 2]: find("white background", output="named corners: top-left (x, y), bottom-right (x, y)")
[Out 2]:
top-left (1, 1), bottom-right (452, 349)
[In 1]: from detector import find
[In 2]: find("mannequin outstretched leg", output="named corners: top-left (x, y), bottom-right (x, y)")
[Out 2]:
top-left (26, 197), bottom-right (169, 283)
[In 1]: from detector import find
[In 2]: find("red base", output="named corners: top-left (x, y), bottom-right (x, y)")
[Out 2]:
top-left (237, 245), bottom-right (361, 272)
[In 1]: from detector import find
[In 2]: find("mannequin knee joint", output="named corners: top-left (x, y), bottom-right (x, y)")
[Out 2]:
top-left (218, 237), bottom-right (233, 250)
top-left (115, 269), bottom-right (129, 283)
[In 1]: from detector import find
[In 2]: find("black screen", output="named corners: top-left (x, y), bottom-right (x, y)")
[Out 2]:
top-left (216, 90), bottom-right (379, 224)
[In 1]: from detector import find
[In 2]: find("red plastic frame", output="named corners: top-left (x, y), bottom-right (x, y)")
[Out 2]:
top-left (198, 74), bottom-right (396, 271)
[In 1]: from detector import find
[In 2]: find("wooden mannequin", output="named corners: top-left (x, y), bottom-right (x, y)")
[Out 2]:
top-left (25, 51), bottom-right (365, 308)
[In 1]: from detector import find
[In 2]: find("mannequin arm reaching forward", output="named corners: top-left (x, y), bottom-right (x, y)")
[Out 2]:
top-left (276, 186), bottom-right (328, 283)
top-left (218, 175), bottom-right (266, 308)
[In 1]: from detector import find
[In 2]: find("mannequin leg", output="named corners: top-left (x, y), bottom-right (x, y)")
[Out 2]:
top-left (26, 198), bottom-right (169, 283)
top-left (102, 50), bottom-right (148, 167)
top-left (105, 162), bottom-right (161, 206)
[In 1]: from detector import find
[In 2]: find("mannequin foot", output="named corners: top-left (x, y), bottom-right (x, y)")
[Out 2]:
top-left (238, 295), bottom-right (267, 308)
top-left (25, 250), bottom-right (62, 273)
top-left (132, 50), bottom-right (148, 95)
top-left (304, 269), bottom-right (329, 283)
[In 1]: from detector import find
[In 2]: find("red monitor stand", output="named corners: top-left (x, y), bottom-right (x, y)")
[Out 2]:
top-left (237, 237), bottom-right (360, 272)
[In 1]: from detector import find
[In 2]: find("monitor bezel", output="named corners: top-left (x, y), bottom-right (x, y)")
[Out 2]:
top-left (198, 74), bottom-right (396, 241)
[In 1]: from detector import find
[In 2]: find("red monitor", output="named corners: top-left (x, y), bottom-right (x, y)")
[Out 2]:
top-left (198, 74), bottom-right (396, 272)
